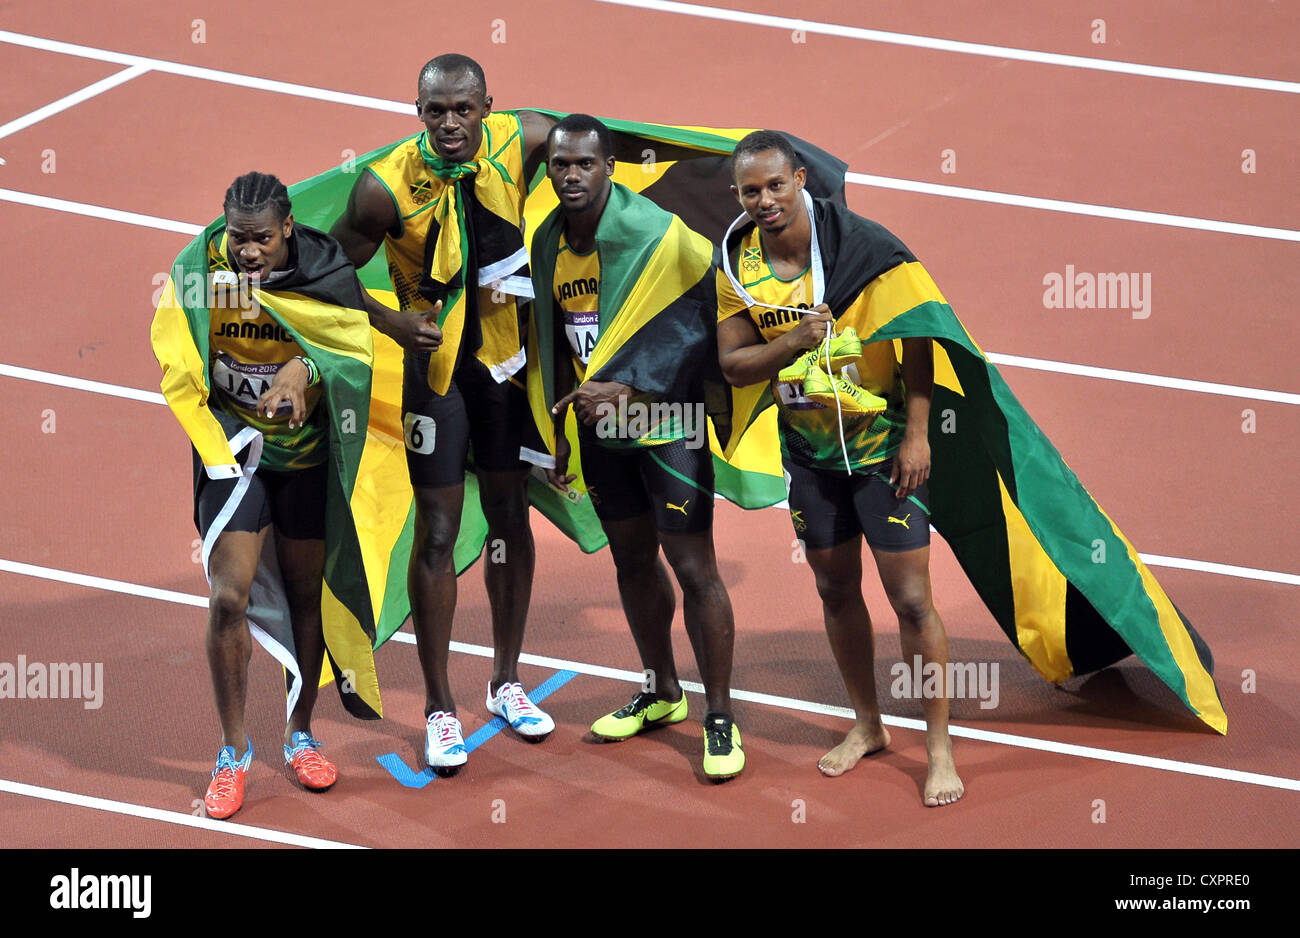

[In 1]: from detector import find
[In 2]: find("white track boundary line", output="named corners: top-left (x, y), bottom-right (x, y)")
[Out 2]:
top-left (0, 188), bottom-right (203, 236)
top-left (0, 363), bottom-right (166, 405)
top-left (983, 354), bottom-right (1300, 406)
top-left (3, 558), bottom-right (1297, 793)
top-left (2, 366), bottom-right (1298, 587)
top-left (0, 64), bottom-right (150, 140)
top-left (0, 30), bottom-right (410, 114)
top-left (1, 31), bottom-right (1297, 242)
top-left (848, 172), bottom-right (1300, 242)
top-left (591, 0), bottom-right (1300, 94)
top-left (0, 778), bottom-right (366, 848)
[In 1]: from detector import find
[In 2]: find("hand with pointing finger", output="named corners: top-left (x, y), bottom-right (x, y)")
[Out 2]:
top-left (552, 381), bottom-right (633, 427)
top-left (385, 299), bottom-right (443, 351)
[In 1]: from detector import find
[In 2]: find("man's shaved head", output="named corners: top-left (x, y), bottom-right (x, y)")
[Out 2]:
top-left (418, 53), bottom-right (486, 97)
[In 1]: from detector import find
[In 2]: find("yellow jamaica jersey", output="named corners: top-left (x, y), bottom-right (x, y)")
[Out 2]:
top-left (717, 228), bottom-right (906, 471)
top-left (365, 112), bottom-right (529, 386)
top-left (365, 112), bottom-right (527, 310)
top-left (555, 233), bottom-right (683, 449)
top-left (207, 235), bottom-right (326, 470)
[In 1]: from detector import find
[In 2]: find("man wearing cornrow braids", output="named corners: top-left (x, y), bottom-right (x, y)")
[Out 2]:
top-left (330, 53), bottom-right (566, 770)
top-left (155, 172), bottom-right (368, 818)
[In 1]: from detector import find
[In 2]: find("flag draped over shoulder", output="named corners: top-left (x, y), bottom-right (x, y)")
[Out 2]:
top-left (410, 129), bottom-right (531, 394)
top-left (150, 224), bottom-right (387, 719)
top-left (521, 110), bottom-right (848, 245)
top-left (718, 197), bottom-right (1227, 734)
top-left (517, 113), bottom-right (845, 506)
top-left (523, 182), bottom-right (716, 483)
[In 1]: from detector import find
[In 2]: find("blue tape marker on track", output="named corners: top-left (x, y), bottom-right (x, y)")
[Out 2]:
top-left (376, 669), bottom-right (579, 789)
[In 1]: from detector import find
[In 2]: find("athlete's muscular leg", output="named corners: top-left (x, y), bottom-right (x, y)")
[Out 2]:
top-left (409, 483), bottom-right (465, 716)
top-left (658, 530), bottom-right (734, 714)
top-left (278, 535), bottom-right (326, 743)
top-left (601, 513), bottom-right (681, 701)
top-left (805, 537), bottom-right (891, 776)
top-left (477, 469), bottom-right (535, 693)
top-left (871, 545), bottom-right (964, 806)
top-left (206, 528), bottom-right (267, 750)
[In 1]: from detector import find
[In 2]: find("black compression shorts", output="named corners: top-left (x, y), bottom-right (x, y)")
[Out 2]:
top-left (193, 451), bottom-right (327, 541)
top-left (402, 351), bottom-right (530, 488)
top-left (784, 458), bottom-right (931, 552)
top-left (579, 435), bottom-right (714, 535)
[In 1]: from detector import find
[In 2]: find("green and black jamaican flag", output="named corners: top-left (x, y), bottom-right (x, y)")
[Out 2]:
top-left (717, 195), bottom-right (1227, 733)
top-left (151, 224), bottom-right (386, 718)
top-left (523, 182), bottom-right (716, 479)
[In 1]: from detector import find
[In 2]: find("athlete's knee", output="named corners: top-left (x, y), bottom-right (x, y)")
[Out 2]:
top-left (667, 549), bottom-right (723, 599)
top-left (413, 513), bottom-right (460, 566)
top-left (612, 547), bottom-right (660, 581)
top-left (888, 587), bottom-right (934, 630)
top-left (813, 574), bottom-right (863, 615)
top-left (479, 482), bottom-right (530, 533)
top-left (208, 583), bottom-right (250, 630)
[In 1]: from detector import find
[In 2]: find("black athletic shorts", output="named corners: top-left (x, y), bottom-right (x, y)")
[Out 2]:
top-left (193, 450), bottom-right (327, 541)
top-left (785, 458), bottom-right (931, 552)
top-left (402, 351), bottom-right (530, 488)
top-left (579, 434), bottom-right (714, 535)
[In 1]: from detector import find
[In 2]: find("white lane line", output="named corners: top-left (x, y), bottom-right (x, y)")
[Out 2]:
top-left (1138, 554), bottom-right (1300, 587)
top-left (984, 353), bottom-right (1300, 407)
top-left (0, 63), bottom-right (150, 140)
top-left (1, 33), bottom-right (1296, 242)
top-left (0, 30), bottom-right (411, 114)
top-left (396, 634), bottom-right (1300, 792)
top-left (0, 559), bottom-right (205, 606)
top-left (2, 365), bottom-right (1299, 586)
top-left (0, 778), bottom-right (366, 849)
top-left (4, 558), bottom-right (1298, 793)
top-left (849, 173), bottom-right (1300, 242)
top-left (0, 188), bottom-right (203, 235)
top-left (0, 363), bottom-right (166, 405)
top-left (590, 0), bottom-right (1300, 94)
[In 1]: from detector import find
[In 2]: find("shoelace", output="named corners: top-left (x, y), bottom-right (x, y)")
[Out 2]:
top-left (290, 739), bottom-right (328, 769)
top-left (705, 719), bottom-right (733, 755)
top-left (432, 713), bottom-right (461, 747)
top-left (818, 322), bottom-right (853, 476)
top-left (614, 692), bottom-right (659, 718)
top-left (208, 771), bottom-right (240, 800)
top-left (503, 684), bottom-right (538, 716)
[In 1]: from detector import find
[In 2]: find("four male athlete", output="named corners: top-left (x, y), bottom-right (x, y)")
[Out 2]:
top-left (165, 53), bottom-right (964, 813)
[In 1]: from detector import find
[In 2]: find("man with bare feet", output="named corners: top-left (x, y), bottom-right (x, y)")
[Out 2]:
top-left (715, 132), bottom-right (963, 806)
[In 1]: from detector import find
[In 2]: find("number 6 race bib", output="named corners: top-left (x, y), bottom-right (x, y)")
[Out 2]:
top-left (403, 413), bottom-right (436, 454)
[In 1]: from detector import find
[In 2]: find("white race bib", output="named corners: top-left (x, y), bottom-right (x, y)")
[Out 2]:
top-left (564, 311), bottom-right (600, 365)
top-left (212, 354), bottom-right (289, 415)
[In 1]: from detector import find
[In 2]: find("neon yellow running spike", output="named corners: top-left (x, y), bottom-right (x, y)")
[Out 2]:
top-left (801, 367), bottom-right (889, 416)
top-left (590, 692), bottom-right (687, 741)
top-left (702, 713), bottom-right (745, 780)
top-left (776, 327), bottom-right (863, 384)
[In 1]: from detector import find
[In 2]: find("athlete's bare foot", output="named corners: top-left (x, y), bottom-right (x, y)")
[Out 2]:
top-left (817, 721), bottom-right (890, 777)
top-left (923, 740), bottom-right (964, 806)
